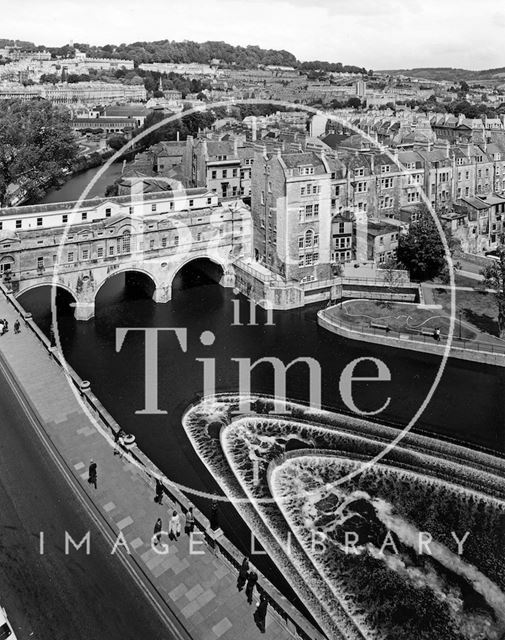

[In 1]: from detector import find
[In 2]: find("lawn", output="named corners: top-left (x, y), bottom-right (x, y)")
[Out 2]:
top-left (329, 299), bottom-right (476, 340)
top-left (433, 288), bottom-right (500, 338)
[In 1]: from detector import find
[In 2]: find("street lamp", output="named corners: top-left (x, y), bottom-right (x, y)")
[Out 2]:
top-left (458, 309), bottom-right (462, 340)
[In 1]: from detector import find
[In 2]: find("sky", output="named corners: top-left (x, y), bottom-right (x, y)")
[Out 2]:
top-left (2, 0), bottom-right (504, 70)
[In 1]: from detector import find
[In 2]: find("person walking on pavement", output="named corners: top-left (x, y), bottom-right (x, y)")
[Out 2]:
top-left (245, 571), bottom-right (258, 604)
top-left (153, 518), bottom-right (162, 546)
top-left (185, 507), bottom-right (195, 534)
top-left (168, 510), bottom-right (181, 540)
top-left (253, 592), bottom-right (268, 633)
top-left (88, 459), bottom-right (97, 489)
top-left (237, 556), bottom-right (249, 592)
top-left (13, 319), bottom-right (20, 334)
top-left (154, 478), bottom-right (164, 504)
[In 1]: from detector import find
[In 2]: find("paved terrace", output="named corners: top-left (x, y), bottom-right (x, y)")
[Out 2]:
top-left (0, 286), bottom-right (316, 640)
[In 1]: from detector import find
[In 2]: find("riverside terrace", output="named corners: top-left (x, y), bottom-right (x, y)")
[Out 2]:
top-left (0, 191), bottom-right (252, 319)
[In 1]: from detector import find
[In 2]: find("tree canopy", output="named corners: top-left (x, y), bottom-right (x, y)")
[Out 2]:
top-left (0, 99), bottom-right (78, 207)
top-left (481, 239), bottom-right (505, 337)
top-left (397, 208), bottom-right (446, 281)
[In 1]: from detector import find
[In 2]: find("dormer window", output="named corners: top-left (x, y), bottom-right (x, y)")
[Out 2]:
top-left (300, 166), bottom-right (314, 176)
top-left (355, 167), bottom-right (365, 177)
top-left (381, 165), bottom-right (391, 174)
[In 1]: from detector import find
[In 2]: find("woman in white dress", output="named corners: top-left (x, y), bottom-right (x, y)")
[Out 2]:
top-left (168, 510), bottom-right (181, 539)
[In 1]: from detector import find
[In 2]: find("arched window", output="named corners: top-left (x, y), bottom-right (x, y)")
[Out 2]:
top-left (304, 229), bottom-right (314, 248)
top-left (122, 230), bottom-right (131, 254)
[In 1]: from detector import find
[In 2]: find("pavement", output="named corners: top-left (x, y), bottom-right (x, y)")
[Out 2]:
top-left (0, 292), bottom-right (295, 640)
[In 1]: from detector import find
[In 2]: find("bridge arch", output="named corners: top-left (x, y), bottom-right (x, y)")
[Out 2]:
top-left (170, 255), bottom-right (228, 296)
top-left (16, 280), bottom-right (77, 302)
top-left (16, 282), bottom-right (78, 331)
top-left (94, 266), bottom-right (159, 300)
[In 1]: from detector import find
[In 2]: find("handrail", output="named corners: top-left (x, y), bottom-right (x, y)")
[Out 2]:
top-left (321, 305), bottom-right (505, 356)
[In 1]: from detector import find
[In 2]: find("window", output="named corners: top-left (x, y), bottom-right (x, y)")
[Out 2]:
top-left (407, 192), bottom-right (420, 203)
top-left (211, 170), bottom-right (217, 179)
top-left (16, 220), bottom-right (21, 229)
top-left (82, 249), bottom-right (89, 260)
top-left (261, 191), bottom-right (265, 205)
top-left (122, 231), bottom-right (131, 253)
top-left (67, 251), bottom-right (74, 262)
top-left (82, 212), bottom-right (87, 221)
top-left (298, 236), bottom-right (304, 250)
top-left (161, 237), bottom-right (167, 248)
top-left (62, 214), bottom-right (68, 224)
top-left (379, 196), bottom-right (393, 209)
top-left (149, 239), bottom-right (155, 250)
top-left (300, 167), bottom-right (314, 175)
top-left (207, 197), bottom-right (212, 204)
top-left (189, 199), bottom-right (194, 207)
top-left (105, 208), bottom-right (111, 217)
top-left (129, 206), bottom-right (134, 215)
top-left (356, 181), bottom-right (367, 193)
top-left (232, 169), bottom-right (237, 177)
top-left (37, 217), bottom-right (43, 227)
top-left (355, 167), bottom-right (365, 177)
top-left (381, 177), bottom-right (393, 189)
top-left (151, 204), bottom-right (157, 212)
top-left (381, 165), bottom-right (391, 174)
top-left (313, 203), bottom-right (319, 217)
top-left (301, 186), bottom-right (306, 196)
top-left (305, 229), bottom-right (314, 248)
top-left (305, 204), bottom-right (313, 217)
top-left (174, 235), bottom-right (179, 246)
top-left (97, 247), bottom-right (104, 258)
top-left (37, 257), bottom-right (44, 270)
top-left (222, 170), bottom-right (227, 179)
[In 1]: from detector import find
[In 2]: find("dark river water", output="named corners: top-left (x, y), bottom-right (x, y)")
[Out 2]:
top-left (18, 268), bottom-right (505, 618)
top-left (34, 163), bottom-right (124, 204)
top-left (21, 172), bottom-right (505, 617)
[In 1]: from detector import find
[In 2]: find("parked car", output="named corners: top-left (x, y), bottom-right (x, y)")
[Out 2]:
top-left (0, 606), bottom-right (17, 640)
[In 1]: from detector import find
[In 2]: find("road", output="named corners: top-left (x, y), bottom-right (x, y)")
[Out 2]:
top-left (0, 364), bottom-right (180, 640)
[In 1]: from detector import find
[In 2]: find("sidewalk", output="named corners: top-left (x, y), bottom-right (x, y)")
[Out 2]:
top-left (0, 296), bottom-right (295, 640)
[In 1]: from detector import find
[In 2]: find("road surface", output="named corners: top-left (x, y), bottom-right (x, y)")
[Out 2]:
top-left (0, 360), bottom-right (185, 640)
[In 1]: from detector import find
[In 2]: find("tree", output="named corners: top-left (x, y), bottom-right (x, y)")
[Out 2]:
top-left (379, 256), bottom-right (404, 306)
top-left (0, 99), bottom-right (78, 207)
top-left (107, 134), bottom-right (128, 151)
top-left (397, 208), bottom-right (446, 281)
top-left (346, 97), bottom-right (362, 109)
top-left (481, 238), bottom-right (505, 337)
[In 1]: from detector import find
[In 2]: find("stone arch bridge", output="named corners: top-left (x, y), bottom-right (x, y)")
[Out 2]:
top-left (2, 203), bottom-right (251, 320)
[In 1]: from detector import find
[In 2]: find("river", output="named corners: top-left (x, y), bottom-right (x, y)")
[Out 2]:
top-left (20, 171), bottom-right (505, 614)
top-left (34, 163), bottom-right (124, 204)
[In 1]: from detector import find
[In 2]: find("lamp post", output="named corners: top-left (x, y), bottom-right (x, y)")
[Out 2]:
top-left (458, 309), bottom-right (462, 340)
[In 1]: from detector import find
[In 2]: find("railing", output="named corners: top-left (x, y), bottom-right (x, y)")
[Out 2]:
top-left (322, 306), bottom-right (505, 356)
top-left (0, 281), bottom-right (323, 640)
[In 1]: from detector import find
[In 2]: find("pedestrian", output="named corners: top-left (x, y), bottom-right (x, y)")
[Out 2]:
top-left (88, 459), bottom-right (97, 489)
top-left (433, 327), bottom-right (441, 342)
top-left (4, 320), bottom-right (8, 334)
top-left (253, 592), bottom-right (268, 633)
top-left (13, 319), bottom-right (20, 334)
top-left (245, 571), bottom-right (258, 604)
top-left (154, 478), bottom-right (164, 504)
top-left (153, 518), bottom-right (162, 546)
top-left (210, 499), bottom-right (219, 531)
top-left (168, 510), bottom-right (181, 540)
top-left (237, 556), bottom-right (249, 592)
top-left (185, 507), bottom-right (195, 534)
top-left (113, 429), bottom-right (125, 456)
